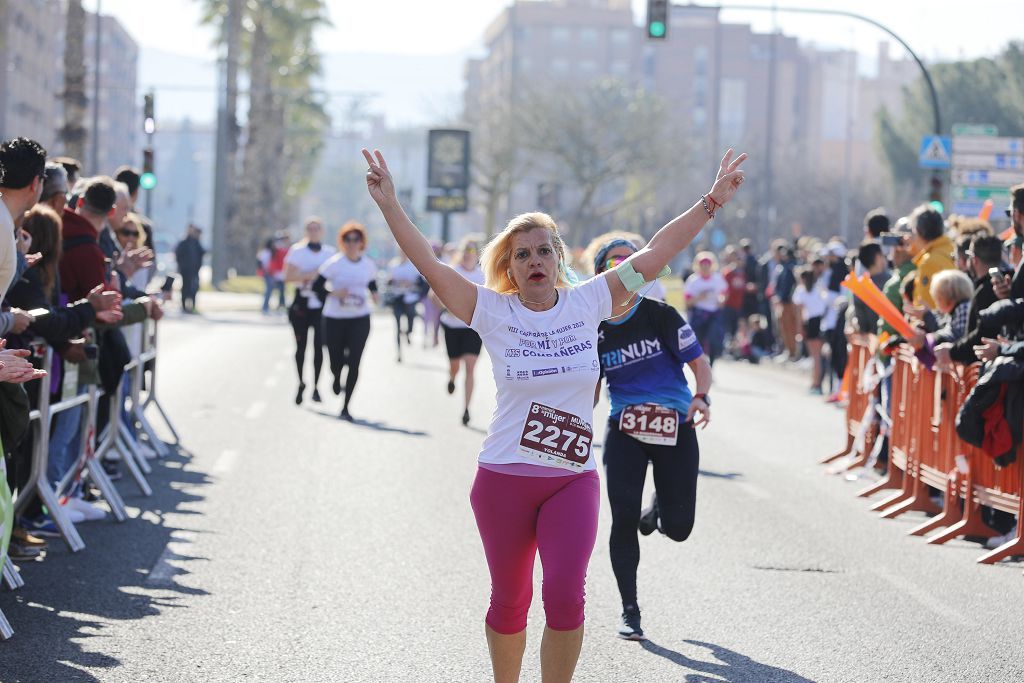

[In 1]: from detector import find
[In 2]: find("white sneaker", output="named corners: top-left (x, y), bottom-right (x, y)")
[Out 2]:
top-left (985, 526), bottom-right (1017, 550)
top-left (56, 503), bottom-right (87, 524)
top-left (63, 496), bottom-right (107, 522)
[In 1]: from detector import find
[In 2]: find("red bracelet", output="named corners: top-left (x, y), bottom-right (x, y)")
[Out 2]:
top-left (708, 195), bottom-right (722, 211)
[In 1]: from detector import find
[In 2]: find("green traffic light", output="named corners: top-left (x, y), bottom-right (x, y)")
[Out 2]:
top-left (140, 172), bottom-right (157, 190)
top-left (649, 21), bottom-right (666, 38)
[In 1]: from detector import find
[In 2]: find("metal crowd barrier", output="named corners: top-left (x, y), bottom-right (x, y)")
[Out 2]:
top-left (822, 335), bottom-right (1024, 566)
top-left (1, 318), bottom-right (179, 640)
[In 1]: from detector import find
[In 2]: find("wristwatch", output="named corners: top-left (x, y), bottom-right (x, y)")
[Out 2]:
top-left (693, 393), bottom-right (710, 406)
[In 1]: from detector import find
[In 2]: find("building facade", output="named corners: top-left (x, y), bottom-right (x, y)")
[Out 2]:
top-left (462, 0), bottom-right (920, 243)
top-left (83, 11), bottom-right (139, 176)
top-left (0, 0), bottom-right (65, 151)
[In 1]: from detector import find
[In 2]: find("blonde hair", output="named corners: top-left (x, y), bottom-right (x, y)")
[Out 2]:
top-left (930, 269), bottom-right (973, 307)
top-left (581, 230), bottom-right (645, 275)
top-left (480, 212), bottom-right (571, 294)
top-left (452, 233), bottom-right (485, 266)
top-left (122, 213), bottom-right (147, 247)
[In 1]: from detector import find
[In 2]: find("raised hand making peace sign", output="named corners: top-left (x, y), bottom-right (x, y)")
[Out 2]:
top-left (707, 149), bottom-right (748, 207)
top-left (363, 148), bottom-right (397, 207)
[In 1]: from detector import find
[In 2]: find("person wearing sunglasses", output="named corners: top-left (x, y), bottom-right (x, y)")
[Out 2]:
top-left (362, 146), bottom-right (745, 683)
top-left (311, 221), bottom-right (378, 421)
top-left (439, 235), bottom-right (485, 425)
top-left (992, 184), bottom-right (1024, 302)
top-left (590, 236), bottom-right (712, 641)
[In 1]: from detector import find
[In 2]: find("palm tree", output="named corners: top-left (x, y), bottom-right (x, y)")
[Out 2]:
top-left (199, 0), bottom-right (330, 273)
top-left (60, 0), bottom-right (88, 162)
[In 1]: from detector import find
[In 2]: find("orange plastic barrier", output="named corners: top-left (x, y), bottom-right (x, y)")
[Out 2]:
top-left (822, 337), bottom-right (1024, 565)
top-left (820, 334), bottom-right (877, 469)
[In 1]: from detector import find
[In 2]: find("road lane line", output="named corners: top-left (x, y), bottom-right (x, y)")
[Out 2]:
top-left (244, 401), bottom-right (266, 420)
top-left (869, 567), bottom-right (970, 626)
top-left (147, 530), bottom-right (198, 584)
top-left (213, 449), bottom-right (239, 475)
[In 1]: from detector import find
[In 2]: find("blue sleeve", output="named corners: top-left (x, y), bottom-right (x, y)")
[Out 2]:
top-left (659, 304), bottom-right (704, 364)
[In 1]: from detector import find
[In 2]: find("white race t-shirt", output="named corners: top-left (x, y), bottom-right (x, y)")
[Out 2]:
top-left (286, 243), bottom-right (336, 309)
top-left (318, 254), bottom-right (377, 319)
top-left (684, 272), bottom-right (727, 312)
top-left (470, 276), bottom-right (613, 473)
top-left (0, 202), bottom-right (18, 300)
top-left (792, 282), bottom-right (828, 320)
top-left (389, 259), bottom-right (422, 305)
top-left (441, 264), bottom-right (485, 328)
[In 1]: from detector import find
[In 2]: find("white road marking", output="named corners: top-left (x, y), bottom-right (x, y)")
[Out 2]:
top-left (147, 530), bottom-right (198, 584)
top-left (244, 401), bottom-right (266, 420)
top-left (869, 567), bottom-right (970, 626)
top-left (213, 449), bottom-right (239, 475)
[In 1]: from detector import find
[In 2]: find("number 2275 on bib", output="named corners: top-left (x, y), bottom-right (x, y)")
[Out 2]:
top-left (518, 402), bottom-right (593, 472)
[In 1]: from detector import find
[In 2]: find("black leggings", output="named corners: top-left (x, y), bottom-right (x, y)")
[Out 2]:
top-left (603, 418), bottom-right (700, 607)
top-left (290, 304), bottom-right (324, 386)
top-left (324, 315), bottom-right (371, 410)
top-left (392, 301), bottom-right (416, 350)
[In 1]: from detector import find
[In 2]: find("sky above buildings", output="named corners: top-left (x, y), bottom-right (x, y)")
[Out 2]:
top-left (83, 0), bottom-right (1022, 126)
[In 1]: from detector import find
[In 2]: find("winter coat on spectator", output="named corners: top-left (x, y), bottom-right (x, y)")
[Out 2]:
top-left (912, 235), bottom-right (955, 309)
top-left (956, 354), bottom-right (1024, 467)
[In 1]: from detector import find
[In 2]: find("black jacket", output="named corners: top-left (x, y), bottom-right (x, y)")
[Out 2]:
top-left (5, 266), bottom-right (95, 349)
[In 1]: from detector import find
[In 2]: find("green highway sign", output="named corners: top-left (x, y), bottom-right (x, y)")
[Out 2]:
top-left (952, 123), bottom-right (997, 137)
top-left (952, 186), bottom-right (1012, 201)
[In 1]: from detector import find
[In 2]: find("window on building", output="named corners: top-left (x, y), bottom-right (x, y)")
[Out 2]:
top-left (719, 78), bottom-right (746, 142)
top-left (695, 46), bottom-right (708, 76)
top-left (552, 58), bottom-right (569, 75)
top-left (580, 28), bottom-right (599, 45)
top-left (610, 59), bottom-right (629, 77)
top-left (611, 28), bottom-right (630, 47)
top-left (580, 60), bottom-right (597, 75)
top-left (552, 27), bottom-right (571, 44)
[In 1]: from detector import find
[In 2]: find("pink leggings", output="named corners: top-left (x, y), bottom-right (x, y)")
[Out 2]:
top-left (470, 467), bottom-right (600, 634)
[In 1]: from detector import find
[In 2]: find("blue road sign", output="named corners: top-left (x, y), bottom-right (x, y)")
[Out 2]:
top-left (919, 135), bottom-right (952, 169)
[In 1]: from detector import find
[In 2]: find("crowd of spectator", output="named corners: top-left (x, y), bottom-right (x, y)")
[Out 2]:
top-left (0, 136), bottom-right (171, 565)
top-left (685, 186), bottom-right (1024, 548)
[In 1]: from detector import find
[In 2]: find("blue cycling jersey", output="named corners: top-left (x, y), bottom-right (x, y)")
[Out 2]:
top-left (598, 298), bottom-right (704, 418)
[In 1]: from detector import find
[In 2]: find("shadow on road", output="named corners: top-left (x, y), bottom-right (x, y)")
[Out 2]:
top-left (0, 443), bottom-right (211, 682)
top-left (307, 407), bottom-right (429, 436)
top-left (698, 469), bottom-right (742, 480)
top-left (641, 639), bottom-right (816, 682)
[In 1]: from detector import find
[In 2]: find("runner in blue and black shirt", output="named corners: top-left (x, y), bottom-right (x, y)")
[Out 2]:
top-left (591, 236), bottom-right (712, 641)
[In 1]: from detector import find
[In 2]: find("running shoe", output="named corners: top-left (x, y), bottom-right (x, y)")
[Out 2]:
top-left (638, 497), bottom-right (659, 536)
top-left (64, 496), bottom-right (107, 521)
top-left (617, 603), bottom-right (646, 641)
top-left (20, 515), bottom-right (61, 539)
top-left (295, 382), bottom-right (305, 405)
top-left (13, 527), bottom-right (48, 548)
top-left (447, 380), bottom-right (456, 395)
top-left (462, 409), bottom-right (470, 426)
top-left (339, 407), bottom-right (353, 422)
top-left (101, 459), bottom-right (123, 481)
top-left (311, 388), bottom-right (322, 403)
top-left (7, 540), bottom-right (42, 562)
top-left (332, 375), bottom-right (343, 395)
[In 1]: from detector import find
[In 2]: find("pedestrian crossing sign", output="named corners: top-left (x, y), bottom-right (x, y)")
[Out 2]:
top-left (919, 135), bottom-right (952, 169)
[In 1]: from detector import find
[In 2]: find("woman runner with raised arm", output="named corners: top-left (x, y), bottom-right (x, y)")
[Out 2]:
top-left (590, 236), bottom-right (712, 641)
top-left (362, 147), bottom-right (746, 683)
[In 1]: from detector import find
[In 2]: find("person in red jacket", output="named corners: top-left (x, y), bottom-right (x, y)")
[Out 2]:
top-left (60, 177), bottom-right (116, 300)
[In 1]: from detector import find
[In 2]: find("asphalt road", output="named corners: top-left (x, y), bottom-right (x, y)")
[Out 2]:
top-left (2, 300), bottom-right (1023, 682)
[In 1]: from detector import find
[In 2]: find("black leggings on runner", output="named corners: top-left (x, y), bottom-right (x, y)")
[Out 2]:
top-left (392, 301), bottom-right (416, 352)
top-left (324, 315), bottom-right (371, 410)
top-left (290, 305), bottom-right (324, 386)
top-left (603, 418), bottom-right (700, 607)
